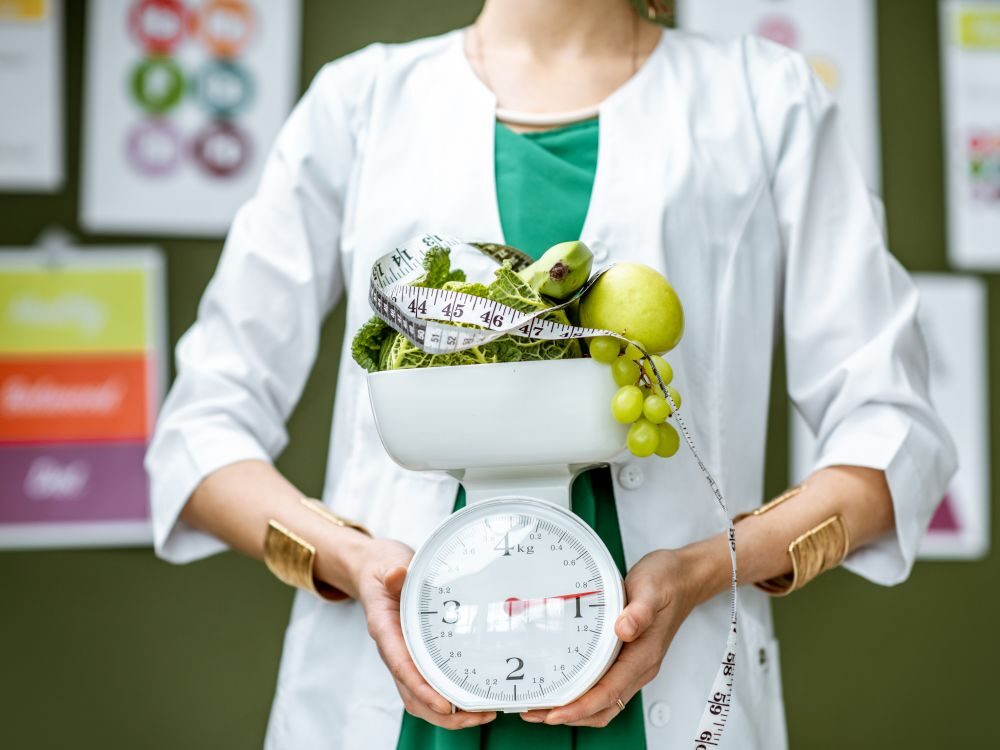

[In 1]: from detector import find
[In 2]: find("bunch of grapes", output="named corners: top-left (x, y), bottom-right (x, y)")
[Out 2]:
top-left (589, 337), bottom-right (681, 459)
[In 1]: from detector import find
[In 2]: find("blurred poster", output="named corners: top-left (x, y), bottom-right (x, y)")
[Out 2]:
top-left (941, 1), bottom-right (1000, 269)
top-left (790, 274), bottom-right (990, 560)
top-left (0, 247), bottom-right (166, 549)
top-left (80, 0), bottom-right (301, 236)
top-left (676, 0), bottom-right (882, 192)
top-left (0, 0), bottom-right (63, 191)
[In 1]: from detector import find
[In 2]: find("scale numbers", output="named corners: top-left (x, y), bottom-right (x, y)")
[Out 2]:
top-left (402, 497), bottom-right (624, 712)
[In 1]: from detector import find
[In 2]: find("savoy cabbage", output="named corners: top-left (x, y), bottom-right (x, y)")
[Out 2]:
top-left (351, 247), bottom-right (580, 372)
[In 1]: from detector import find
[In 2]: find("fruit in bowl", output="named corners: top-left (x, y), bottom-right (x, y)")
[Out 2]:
top-left (353, 239), bottom-right (685, 459)
top-left (580, 262), bottom-right (684, 354)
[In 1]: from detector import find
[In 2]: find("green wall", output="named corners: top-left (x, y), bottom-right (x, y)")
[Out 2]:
top-left (0, 2), bottom-right (995, 747)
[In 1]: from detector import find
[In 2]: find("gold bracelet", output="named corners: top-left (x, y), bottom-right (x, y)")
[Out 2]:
top-left (264, 497), bottom-right (371, 601)
top-left (734, 485), bottom-right (851, 596)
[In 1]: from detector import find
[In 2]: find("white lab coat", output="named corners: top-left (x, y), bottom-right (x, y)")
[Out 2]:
top-left (145, 28), bottom-right (957, 750)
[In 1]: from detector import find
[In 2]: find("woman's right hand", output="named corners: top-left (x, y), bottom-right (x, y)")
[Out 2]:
top-left (352, 537), bottom-right (498, 730)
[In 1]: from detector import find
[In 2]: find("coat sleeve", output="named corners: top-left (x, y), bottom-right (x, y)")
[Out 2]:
top-left (745, 37), bottom-right (958, 585)
top-left (144, 49), bottom-right (378, 563)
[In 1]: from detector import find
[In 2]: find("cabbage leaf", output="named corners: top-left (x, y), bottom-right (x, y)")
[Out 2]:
top-left (352, 248), bottom-right (580, 372)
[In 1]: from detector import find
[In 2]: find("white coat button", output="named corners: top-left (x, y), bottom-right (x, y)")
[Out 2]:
top-left (617, 464), bottom-right (644, 490)
top-left (648, 701), bottom-right (671, 727)
top-left (590, 239), bottom-right (610, 264)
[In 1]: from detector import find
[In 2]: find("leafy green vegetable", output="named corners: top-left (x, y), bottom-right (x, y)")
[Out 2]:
top-left (442, 279), bottom-right (490, 298)
top-left (352, 248), bottom-right (580, 373)
top-left (415, 246), bottom-right (466, 289)
top-left (351, 316), bottom-right (391, 373)
top-left (488, 263), bottom-right (548, 313)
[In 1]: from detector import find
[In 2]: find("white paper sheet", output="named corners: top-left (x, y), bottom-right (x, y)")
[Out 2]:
top-left (0, 0), bottom-right (63, 191)
top-left (790, 274), bottom-right (991, 560)
top-left (80, 0), bottom-right (301, 236)
top-left (941, 1), bottom-right (1000, 269)
top-left (676, 0), bottom-right (882, 193)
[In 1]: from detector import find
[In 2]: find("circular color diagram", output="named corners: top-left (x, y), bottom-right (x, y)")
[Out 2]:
top-left (808, 55), bottom-right (841, 93)
top-left (191, 0), bottom-right (256, 58)
top-left (756, 14), bottom-right (799, 49)
top-left (196, 59), bottom-right (255, 117)
top-left (190, 120), bottom-right (252, 178)
top-left (127, 119), bottom-right (183, 176)
top-left (128, 0), bottom-right (187, 55)
top-left (130, 56), bottom-right (186, 115)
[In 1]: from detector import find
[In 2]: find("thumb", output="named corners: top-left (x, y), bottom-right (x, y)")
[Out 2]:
top-left (381, 564), bottom-right (408, 597)
top-left (616, 573), bottom-right (664, 643)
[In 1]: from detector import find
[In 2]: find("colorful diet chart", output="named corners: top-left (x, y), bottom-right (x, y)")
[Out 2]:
top-left (80, 0), bottom-right (301, 236)
top-left (0, 247), bottom-right (166, 549)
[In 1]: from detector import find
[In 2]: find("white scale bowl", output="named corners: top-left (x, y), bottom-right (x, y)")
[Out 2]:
top-left (367, 359), bottom-right (628, 507)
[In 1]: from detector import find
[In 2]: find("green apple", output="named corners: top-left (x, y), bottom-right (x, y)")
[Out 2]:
top-left (580, 263), bottom-right (684, 354)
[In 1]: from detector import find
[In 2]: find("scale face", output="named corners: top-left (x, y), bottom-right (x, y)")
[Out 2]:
top-left (401, 496), bottom-right (625, 713)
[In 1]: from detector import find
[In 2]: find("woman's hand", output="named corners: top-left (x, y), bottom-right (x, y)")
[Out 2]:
top-left (353, 538), bottom-right (498, 730)
top-left (521, 547), bottom-right (714, 727)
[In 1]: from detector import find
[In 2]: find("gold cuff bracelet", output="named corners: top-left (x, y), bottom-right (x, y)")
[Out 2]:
top-left (735, 485), bottom-right (851, 596)
top-left (264, 497), bottom-right (371, 601)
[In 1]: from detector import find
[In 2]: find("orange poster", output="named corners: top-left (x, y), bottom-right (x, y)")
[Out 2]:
top-left (0, 355), bottom-right (150, 442)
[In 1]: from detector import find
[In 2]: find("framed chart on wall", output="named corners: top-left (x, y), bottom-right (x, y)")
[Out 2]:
top-left (675, 0), bottom-right (882, 193)
top-left (80, 0), bottom-right (301, 236)
top-left (0, 247), bottom-right (167, 549)
top-left (940, 1), bottom-right (1000, 269)
top-left (0, 0), bottom-right (63, 191)
top-left (790, 274), bottom-right (991, 561)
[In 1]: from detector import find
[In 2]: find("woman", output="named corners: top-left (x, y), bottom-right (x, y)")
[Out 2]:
top-left (145, 1), bottom-right (957, 748)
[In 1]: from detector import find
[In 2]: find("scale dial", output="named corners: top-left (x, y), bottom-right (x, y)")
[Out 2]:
top-left (401, 496), bottom-right (625, 713)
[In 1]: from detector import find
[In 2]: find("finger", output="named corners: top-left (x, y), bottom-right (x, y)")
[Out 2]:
top-left (397, 682), bottom-right (494, 730)
top-left (397, 681), bottom-right (496, 730)
top-left (565, 703), bottom-right (623, 728)
top-left (545, 671), bottom-right (624, 724)
top-left (520, 709), bottom-right (549, 723)
top-left (545, 642), bottom-right (652, 725)
top-left (616, 599), bottom-right (656, 642)
top-left (381, 564), bottom-right (408, 597)
top-left (368, 613), bottom-right (451, 715)
top-left (562, 669), bottom-right (653, 728)
top-left (616, 573), bottom-right (666, 642)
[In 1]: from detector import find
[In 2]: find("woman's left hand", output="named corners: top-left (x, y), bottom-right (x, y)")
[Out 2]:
top-left (521, 547), bottom-right (712, 728)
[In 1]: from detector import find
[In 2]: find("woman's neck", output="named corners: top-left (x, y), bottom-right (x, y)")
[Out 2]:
top-left (467, 0), bottom-right (662, 129)
top-left (476, 0), bottom-right (640, 60)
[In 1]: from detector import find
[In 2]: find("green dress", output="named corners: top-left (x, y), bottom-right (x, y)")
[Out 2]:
top-left (396, 118), bottom-right (646, 750)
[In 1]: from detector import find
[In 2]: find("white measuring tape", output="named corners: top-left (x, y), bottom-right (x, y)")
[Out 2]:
top-left (369, 234), bottom-right (739, 748)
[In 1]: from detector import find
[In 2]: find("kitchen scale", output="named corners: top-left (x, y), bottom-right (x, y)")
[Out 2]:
top-left (368, 358), bottom-right (628, 713)
top-left (364, 235), bottom-right (737, 746)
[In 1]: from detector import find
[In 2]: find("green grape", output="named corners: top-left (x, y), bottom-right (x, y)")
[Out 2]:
top-left (654, 422), bottom-right (680, 457)
top-left (611, 355), bottom-right (641, 387)
top-left (623, 343), bottom-right (646, 361)
top-left (664, 386), bottom-right (682, 414)
top-left (611, 385), bottom-right (644, 424)
top-left (627, 419), bottom-right (660, 457)
top-left (643, 393), bottom-right (670, 424)
top-left (589, 336), bottom-right (621, 364)
top-left (642, 355), bottom-right (673, 389)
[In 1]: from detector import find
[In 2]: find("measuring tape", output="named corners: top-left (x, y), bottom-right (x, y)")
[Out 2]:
top-left (369, 234), bottom-right (739, 748)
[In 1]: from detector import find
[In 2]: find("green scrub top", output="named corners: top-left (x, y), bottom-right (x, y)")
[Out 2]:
top-left (396, 118), bottom-right (647, 750)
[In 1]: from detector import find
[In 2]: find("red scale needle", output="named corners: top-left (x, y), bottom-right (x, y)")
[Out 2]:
top-left (503, 590), bottom-right (602, 617)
